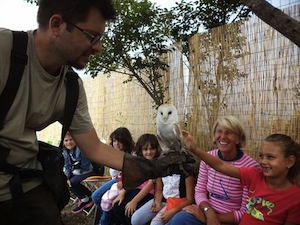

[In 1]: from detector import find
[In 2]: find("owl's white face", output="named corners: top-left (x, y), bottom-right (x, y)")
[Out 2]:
top-left (156, 104), bottom-right (179, 124)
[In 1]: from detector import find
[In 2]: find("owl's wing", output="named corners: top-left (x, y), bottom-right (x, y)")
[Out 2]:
top-left (173, 123), bottom-right (184, 152)
top-left (157, 133), bottom-right (172, 154)
top-left (174, 123), bottom-right (182, 139)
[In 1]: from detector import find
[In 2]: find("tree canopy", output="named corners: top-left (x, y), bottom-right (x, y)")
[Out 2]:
top-left (87, 0), bottom-right (174, 106)
top-left (168, 0), bottom-right (251, 59)
top-left (24, 0), bottom-right (300, 109)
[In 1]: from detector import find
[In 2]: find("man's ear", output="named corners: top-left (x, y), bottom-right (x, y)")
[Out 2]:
top-left (49, 14), bottom-right (65, 36)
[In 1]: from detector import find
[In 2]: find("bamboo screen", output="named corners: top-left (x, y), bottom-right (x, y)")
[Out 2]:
top-left (186, 5), bottom-right (300, 159)
top-left (39, 5), bottom-right (299, 161)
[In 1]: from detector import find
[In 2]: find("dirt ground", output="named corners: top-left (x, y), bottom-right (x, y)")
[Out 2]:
top-left (61, 199), bottom-right (97, 225)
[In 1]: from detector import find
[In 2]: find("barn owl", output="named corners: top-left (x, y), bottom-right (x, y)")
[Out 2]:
top-left (156, 104), bottom-right (184, 154)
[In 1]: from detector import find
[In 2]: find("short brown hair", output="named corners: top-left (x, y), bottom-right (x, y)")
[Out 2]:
top-left (37, 0), bottom-right (117, 29)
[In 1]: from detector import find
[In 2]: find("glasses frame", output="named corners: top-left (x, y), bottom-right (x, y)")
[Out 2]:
top-left (67, 21), bottom-right (104, 44)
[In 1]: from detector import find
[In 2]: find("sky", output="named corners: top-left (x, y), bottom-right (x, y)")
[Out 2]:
top-left (0, 0), bottom-right (178, 77)
top-left (0, 0), bottom-right (178, 30)
top-left (0, 0), bottom-right (296, 31)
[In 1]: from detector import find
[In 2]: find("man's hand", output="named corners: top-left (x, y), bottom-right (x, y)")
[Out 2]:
top-left (122, 151), bottom-right (195, 190)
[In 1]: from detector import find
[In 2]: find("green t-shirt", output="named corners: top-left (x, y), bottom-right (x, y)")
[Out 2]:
top-left (0, 28), bottom-right (93, 201)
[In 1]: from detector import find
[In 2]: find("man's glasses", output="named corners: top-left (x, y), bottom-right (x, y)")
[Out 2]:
top-left (67, 22), bottom-right (104, 44)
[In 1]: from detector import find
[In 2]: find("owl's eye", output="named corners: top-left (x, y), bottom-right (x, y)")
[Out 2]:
top-left (160, 112), bottom-right (163, 115)
top-left (168, 111), bottom-right (172, 115)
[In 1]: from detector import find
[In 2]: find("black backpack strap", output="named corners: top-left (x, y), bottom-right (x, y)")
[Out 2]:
top-left (0, 31), bottom-right (79, 223)
top-left (60, 67), bottom-right (79, 147)
top-left (0, 31), bottom-right (28, 130)
top-left (0, 30), bottom-right (29, 224)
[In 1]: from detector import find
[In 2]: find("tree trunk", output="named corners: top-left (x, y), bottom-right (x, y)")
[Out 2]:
top-left (241, 0), bottom-right (300, 48)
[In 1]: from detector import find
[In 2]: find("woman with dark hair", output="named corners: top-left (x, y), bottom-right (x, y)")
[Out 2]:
top-left (92, 127), bottom-right (134, 225)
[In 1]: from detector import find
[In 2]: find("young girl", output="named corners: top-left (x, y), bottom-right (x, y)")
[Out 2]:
top-left (91, 127), bottom-right (134, 225)
top-left (63, 132), bottom-right (97, 213)
top-left (131, 164), bottom-right (195, 225)
top-left (183, 132), bottom-right (300, 225)
top-left (112, 134), bottom-right (161, 225)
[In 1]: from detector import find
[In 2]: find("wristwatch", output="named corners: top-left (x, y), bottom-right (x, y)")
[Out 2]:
top-left (204, 206), bottom-right (211, 213)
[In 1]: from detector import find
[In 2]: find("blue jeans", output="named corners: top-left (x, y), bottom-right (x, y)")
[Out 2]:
top-left (91, 179), bottom-right (117, 225)
top-left (131, 199), bottom-right (158, 225)
top-left (166, 210), bottom-right (204, 225)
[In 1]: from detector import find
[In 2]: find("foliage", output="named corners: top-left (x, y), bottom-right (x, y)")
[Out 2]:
top-left (25, 0), bottom-right (39, 5)
top-left (168, 0), bottom-right (251, 59)
top-left (87, 0), bottom-right (175, 107)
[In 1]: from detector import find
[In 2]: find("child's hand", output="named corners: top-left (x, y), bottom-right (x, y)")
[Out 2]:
top-left (112, 194), bottom-right (124, 206)
top-left (67, 179), bottom-right (71, 187)
top-left (183, 204), bottom-right (205, 223)
top-left (150, 200), bottom-right (161, 212)
top-left (161, 209), bottom-right (175, 224)
top-left (117, 181), bottom-right (122, 190)
top-left (125, 201), bottom-right (137, 216)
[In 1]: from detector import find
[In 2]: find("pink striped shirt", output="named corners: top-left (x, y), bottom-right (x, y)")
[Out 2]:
top-left (195, 149), bottom-right (259, 224)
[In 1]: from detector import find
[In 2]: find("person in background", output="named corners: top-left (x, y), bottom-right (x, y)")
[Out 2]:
top-left (182, 130), bottom-right (300, 225)
top-left (63, 132), bottom-right (98, 213)
top-left (167, 115), bottom-right (259, 225)
top-left (113, 134), bottom-right (161, 225)
top-left (131, 160), bottom-right (195, 225)
top-left (92, 127), bottom-right (134, 225)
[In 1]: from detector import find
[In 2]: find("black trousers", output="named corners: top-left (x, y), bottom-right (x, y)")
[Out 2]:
top-left (0, 183), bottom-right (63, 225)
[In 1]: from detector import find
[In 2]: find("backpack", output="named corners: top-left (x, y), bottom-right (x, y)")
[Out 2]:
top-left (0, 31), bottom-right (79, 223)
top-left (92, 162), bottom-right (105, 176)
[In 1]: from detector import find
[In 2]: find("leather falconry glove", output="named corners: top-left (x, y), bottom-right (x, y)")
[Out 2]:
top-left (122, 151), bottom-right (195, 190)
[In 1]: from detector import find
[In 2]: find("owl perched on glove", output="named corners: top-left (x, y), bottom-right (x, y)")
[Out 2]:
top-left (156, 104), bottom-right (185, 154)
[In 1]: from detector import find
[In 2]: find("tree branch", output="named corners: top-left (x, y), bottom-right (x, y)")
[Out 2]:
top-left (241, 0), bottom-right (300, 47)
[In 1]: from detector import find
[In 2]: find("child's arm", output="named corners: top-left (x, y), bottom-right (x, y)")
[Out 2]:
top-left (151, 178), bottom-right (163, 213)
top-left (162, 175), bottom-right (195, 223)
top-left (182, 130), bottom-right (240, 179)
top-left (113, 188), bottom-right (126, 206)
top-left (125, 179), bottom-right (154, 216)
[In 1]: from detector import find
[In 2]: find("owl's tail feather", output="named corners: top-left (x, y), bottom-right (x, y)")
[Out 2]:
top-left (122, 152), bottom-right (196, 190)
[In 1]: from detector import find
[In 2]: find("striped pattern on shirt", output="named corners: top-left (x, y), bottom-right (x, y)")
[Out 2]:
top-left (195, 149), bottom-right (259, 223)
